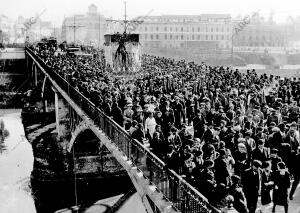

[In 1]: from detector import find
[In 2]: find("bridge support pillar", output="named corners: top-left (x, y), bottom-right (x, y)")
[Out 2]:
top-left (43, 99), bottom-right (48, 113)
top-left (31, 62), bottom-right (34, 79)
top-left (53, 88), bottom-right (60, 136)
top-left (26, 55), bottom-right (28, 71)
top-left (34, 64), bottom-right (38, 86)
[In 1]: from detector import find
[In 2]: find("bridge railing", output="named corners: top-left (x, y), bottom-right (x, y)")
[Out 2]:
top-left (26, 47), bottom-right (220, 213)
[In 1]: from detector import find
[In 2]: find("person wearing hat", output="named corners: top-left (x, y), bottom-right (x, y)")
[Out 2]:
top-left (172, 95), bottom-right (185, 129)
top-left (268, 125), bottom-right (285, 151)
top-left (185, 94), bottom-right (195, 125)
top-left (261, 161), bottom-right (274, 213)
top-left (182, 152), bottom-right (196, 182)
top-left (202, 120), bottom-right (215, 144)
top-left (193, 109), bottom-right (206, 139)
top-left (229, 175), bottom-right (248, 213)
top-left (266, 108), bottom-right (282, 126)
top-left (162, 101), bottom-right (175, 136)
top-left (111, 101), bottom-right (124, 127)
top-left (270, 148), bottom-right (282, 173)
top-left (145, 111), bottom-right (157, 139)
top-left (215, 107), bottom-right (230, 127)
top-left (252, 139), bottom-right (269, 164)
top-left (214, 149), bottom-right (231, 187)
top-left (197, 159), bottom-right (216, 201)
top-left (242, 159), bottom-right (262, 213)
top-left (289, 146), bottom-right (300, 200)
top-left (123, 102), bottom-right (134, 130)
top-left (272, 162), bottom-right (291, 213)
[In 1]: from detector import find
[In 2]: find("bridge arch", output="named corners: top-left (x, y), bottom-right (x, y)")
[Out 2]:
top-left (67, 121), bottom-right (101, 155)
top-left (41, 76), bottom-right (54, 100)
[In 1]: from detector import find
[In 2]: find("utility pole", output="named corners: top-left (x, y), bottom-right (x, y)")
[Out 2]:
top-left (98, 11), bottom-right (101, 48)
top-left (106, 1), bottom-right (143, 34)
top-left (231, 28), bottom-right (234, 66)
top-left (124, 1), bottom-right (127, 33)
top-left (66, 16), bottom-right (84, 44)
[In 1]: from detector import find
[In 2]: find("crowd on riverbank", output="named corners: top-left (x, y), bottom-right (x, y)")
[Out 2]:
top-left (31, 43), bottom-right (300, 213)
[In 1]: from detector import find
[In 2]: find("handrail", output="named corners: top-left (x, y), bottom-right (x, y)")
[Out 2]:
top-left (25, 47), bottom-right (220, 213)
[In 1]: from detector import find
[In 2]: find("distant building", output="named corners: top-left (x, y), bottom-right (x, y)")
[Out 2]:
top-left (233, 15), bottom-right (287, 48)
top-left (61, 4), bottom-right (106, 47)
top-left (13, 15), bottom-right (53, 43)
top-left (127, 14), bottom-right (232, 51)
top-left (0, 15), bottom-right (14, 42)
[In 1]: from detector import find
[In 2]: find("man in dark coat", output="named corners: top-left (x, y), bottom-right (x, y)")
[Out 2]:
top-left (242, 160), bottom-right (262, 213)
top-left (172, 96), bottom-right (185, 129)
top-left (185, 94), bottom-right (195, 125)
top-left (214, 149), bottom-right (231, 187)
top-left (252, 139), bottom-right (270, 164)
top-left (193, 109), bottom-right (206, 139)
top-left (229, 175), bottom-right (248, 213)
top-left (162, 101), bottom-right (175, 132)
top-left (289, 146), bottom-right (300, 200)
top-left (111, 101), bottom-right (123, 126)
top-left (272, 162), bottom-right (291, 213)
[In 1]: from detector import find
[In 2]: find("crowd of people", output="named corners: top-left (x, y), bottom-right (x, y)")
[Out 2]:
top-left (31, 42), bottom-right (300, 213)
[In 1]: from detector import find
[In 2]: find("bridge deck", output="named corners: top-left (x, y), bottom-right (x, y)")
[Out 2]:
top-left (25, 47), bottom-right (220, 213)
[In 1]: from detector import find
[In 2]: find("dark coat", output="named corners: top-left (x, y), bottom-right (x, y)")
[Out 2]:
top-left (214, 157), bottom-right (230, 186)
top-left (229, 185), bottom-right (248, 213)
top-left (261, 170), bottom-right (273, 205)
top-left (193, 115), bottom-right (206, 139)
top-left (242, 167), bottom-right (261, 213)
top-left (252, 147), bottom-right (270, 163)
top-left (273, 171), bottom-right (291, 206)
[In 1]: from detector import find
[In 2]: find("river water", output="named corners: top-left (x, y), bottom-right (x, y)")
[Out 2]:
top-left (0, 110), bottom-right (133, 213)
top-left (0, 110), bottom-right (35, 213)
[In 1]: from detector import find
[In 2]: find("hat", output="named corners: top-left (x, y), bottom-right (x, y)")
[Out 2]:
top-left (277, 161), bottom-right (286, 170)
top-left (237, 138), bottom-right (246, 143)
top-left (203, 159), bottom-right (214, 168)
top-left (271, 148), bottom-right (278, 154)
top-left (184, 153), bottom-right (193, 161)
top-left (231, 175), bottom-right (241, 183)
top-left (262, 161), bottom-right (271, 169)
top-left (290, 122), bottom-right (297, 127)
top-left (257, 139), bottom-right (265, 145)
top-left (202, 97), bottom-right (211, 102)
top-left (220, 120), bottom-right (227, 124)
top-left (218, 149), bottom-right (226, 157)
top-left (278, 123), bottom-right (285, 128)
top-left (253, 160), bottom-right (262, 168)
top-left (272, 127), bottom-right (280, 132)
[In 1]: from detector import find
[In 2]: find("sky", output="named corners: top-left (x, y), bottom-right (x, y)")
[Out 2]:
top-left (1, 0), bottom-right (300, 26)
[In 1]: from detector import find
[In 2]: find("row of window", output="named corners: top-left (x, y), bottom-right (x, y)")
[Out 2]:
top-left (141, 34), bottom-right (230, 41)
top-left (144, 18), bottom-right (230, 23)
top-left (143, 42), bottom-right (230, 49)
top-left (235, 42), bottom-right (285, 47)
top-left (141, 26), bottom-right (231, 33)
top-left (236, 35), bottom-right (282, 42)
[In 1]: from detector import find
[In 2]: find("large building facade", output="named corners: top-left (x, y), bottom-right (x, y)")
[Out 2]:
top-left (129, 14), bottom-right (232, 51)
top-left (61, 4), bottom-right (106, 47)
top-left (232, 16), bottom-right (287, 49)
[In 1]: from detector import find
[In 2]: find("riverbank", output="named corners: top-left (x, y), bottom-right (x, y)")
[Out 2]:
top-left (0, 111), bottom-right (35, 213)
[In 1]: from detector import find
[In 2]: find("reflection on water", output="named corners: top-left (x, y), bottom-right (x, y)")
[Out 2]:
top-left (0, 110), bottom-right (35, 213)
